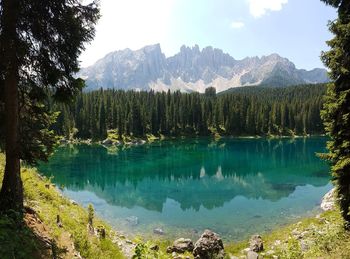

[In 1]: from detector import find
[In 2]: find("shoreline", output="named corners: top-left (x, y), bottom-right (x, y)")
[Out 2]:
top-left (59, 133), bottom-right (327, 148)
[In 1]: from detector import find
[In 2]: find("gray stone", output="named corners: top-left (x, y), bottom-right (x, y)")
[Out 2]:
top-left (153, 228), bottom-right (164, 235)
top-left (102, 138), bottom-right (113, 145)
top-left (167, 238), bottom-right (194, 253)
top-left (321, 188), bottom-right (336, 211)
top-left (249, 235), bottom-right (263, 252)
top-left (246, 251), bottom-right (260, 259)
top-left (300, 240), bottom-right (310, 252)
top-left (126, 216), bottom-right (139, 226)
top-left (193, 230), bottom-right (225, 259)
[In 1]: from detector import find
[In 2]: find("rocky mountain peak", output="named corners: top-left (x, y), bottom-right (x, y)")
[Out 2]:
top-left (78, 44), bottom-right (329, 92)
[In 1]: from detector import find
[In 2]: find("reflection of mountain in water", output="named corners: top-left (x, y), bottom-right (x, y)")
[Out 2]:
top-left (39, 137), bottom-right (329, 212)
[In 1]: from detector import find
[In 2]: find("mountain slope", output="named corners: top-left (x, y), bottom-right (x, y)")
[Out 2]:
top-left (79, 44), bottom-right (329, 92)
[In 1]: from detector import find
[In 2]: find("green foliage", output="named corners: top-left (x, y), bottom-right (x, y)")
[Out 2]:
top-left (88, 204), bottom-right (94, 226)
top-left (0, 0), bottom-right (100, 164)
top-left (52, 84), bottom-right (326, 140)
top-left (320, 0), bottom-right (350, 224)
top-left (132, 241), bottom-right (168, 259)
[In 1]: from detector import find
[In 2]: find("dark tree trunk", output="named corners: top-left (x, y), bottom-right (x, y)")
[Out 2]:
top-left (0, 0), bottom-right (23, 213)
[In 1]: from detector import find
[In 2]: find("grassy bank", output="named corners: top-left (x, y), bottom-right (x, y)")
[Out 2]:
top-left (0, 154), bottom-right (124, 259)
top-left (224, 207), bottom-right (350, 258)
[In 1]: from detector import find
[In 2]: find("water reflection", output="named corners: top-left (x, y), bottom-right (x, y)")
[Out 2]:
top-left (39, 137), bottom-right (329, 212)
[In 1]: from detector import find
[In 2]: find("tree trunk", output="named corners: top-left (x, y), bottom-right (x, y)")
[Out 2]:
top-left (0, 0), bottom-right (23, 213)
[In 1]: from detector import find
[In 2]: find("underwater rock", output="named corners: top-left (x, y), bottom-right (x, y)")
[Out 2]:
top-left (153, 228), bottom-right (165, 235)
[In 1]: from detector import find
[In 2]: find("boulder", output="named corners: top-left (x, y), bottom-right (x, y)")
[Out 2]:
top-left (321, 188), bottom-right (336, 211)
top-left (102, 138), bottom-right (113, 145)
top-left (153, 228), bottom-right (164, 235)
top-left (249, 235), bottom-right (263, 252)
top-left (193, 230), bottom-right (225, 259)
top-left (167, 238), bottom-right (194, 253)
top-left (247, 251), bottom-right (260, 259)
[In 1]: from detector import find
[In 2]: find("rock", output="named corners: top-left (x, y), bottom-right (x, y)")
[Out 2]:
top-left (167, 238), bottom-right (194, 253)
top-left (246, 251), bottom-right (260, 259)
top-left (126, 216), bottom-right (139, 226)
top-left (70, 200), bottom-right (78, 205)
top-left (193, 230), bottom-right (225, 259)
top-left (300, 240), bottom-right (310, 252)
top-left (321, 188), bottom-right (336, 211)
top-left (101, 138), bottom-right (113, 145)
top-left (291, 229), bottom-right (301, 239)
top-left (59, 138), bottom-right (69, 144)
top-left (242, 248), bottom-right (251, 254)
top-left (153, 228), bottom-right (165, 235)
top-left (249, 235), bottom-right (263, 252)
top-left (273, 240), bottom-right (281, 246)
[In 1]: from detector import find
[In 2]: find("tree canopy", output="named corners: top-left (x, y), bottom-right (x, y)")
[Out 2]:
top-left (52, 84), bottom-right (326, 140)
top-left (320, 0), bottom-right (350, 226)
top-left (0, 0), bottom-right (99, 212)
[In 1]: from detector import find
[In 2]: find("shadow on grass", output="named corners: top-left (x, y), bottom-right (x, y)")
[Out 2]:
top-left (0, 209), bottom-right (66, 259)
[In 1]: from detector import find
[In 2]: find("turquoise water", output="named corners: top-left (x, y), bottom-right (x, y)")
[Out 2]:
top-left (38, 137), bottom-right (331, 241)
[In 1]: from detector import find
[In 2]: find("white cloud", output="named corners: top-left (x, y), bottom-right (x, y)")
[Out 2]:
top-left (248, 0), bottom-right (288, 18)
top-left (79, 0), bottom-right (176, 67)
top-left (230, 21), bottom-right (245, 29)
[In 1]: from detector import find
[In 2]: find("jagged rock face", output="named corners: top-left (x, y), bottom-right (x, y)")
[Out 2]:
top-left (78, 44), bottom-right (329, 92)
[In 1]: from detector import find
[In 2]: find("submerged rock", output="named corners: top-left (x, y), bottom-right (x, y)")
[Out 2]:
top-left (249, 235), bottom-right (263, 252)
top-left (193, 230), bottom-right (225, 259)
top-left (321, 188), bottom-right (336, 211)
top-left (125, 216), bottom-right (139, 226)
top-left (167, 238), bottom-right (194, 253)
top-left (153, 228), bottom-right (165, 235)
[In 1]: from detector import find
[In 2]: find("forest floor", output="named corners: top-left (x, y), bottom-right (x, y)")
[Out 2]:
top-left (1, 152), bottom-right (350, 259)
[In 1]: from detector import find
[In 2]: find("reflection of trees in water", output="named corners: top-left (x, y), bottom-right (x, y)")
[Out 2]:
top-left (39, 138), bottom-right (329, 212)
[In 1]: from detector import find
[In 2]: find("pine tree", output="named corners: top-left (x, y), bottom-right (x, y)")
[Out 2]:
top-left (0, 0), bottom-right (99, 212)
top-left (320, 0), bottom-right (350, 226)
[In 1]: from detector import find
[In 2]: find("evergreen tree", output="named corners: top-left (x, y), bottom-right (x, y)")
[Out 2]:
top-left (320, 0), bottom-right (350, 226)
top-left (0, 0), bottom-right (99, 212)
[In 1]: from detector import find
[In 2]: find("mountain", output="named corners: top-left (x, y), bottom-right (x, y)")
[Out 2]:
top-left (78, 44), bottom-right (329, 93)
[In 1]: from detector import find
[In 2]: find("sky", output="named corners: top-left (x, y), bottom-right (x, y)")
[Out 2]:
top-left (79, 0), bottom-right (337, 70)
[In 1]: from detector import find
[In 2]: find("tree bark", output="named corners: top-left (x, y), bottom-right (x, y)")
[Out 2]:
top-left (0, 0), bottom-right (23, 213)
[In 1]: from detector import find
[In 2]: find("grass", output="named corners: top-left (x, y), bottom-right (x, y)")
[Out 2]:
top-left (225, 209), bottom-right (350, 258)
top-left (0, 153), bottom-right (124, 259)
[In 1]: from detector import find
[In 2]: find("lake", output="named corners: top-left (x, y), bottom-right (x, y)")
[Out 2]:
top-left (38, 137), bottom-right (331, 241)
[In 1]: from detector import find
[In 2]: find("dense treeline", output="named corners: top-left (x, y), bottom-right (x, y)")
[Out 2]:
top-left (51, 84), bottom-right (326, 140)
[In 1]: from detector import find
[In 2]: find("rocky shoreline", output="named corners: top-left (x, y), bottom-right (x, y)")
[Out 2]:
top-left (129, 187), bottom-right (337, 259)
